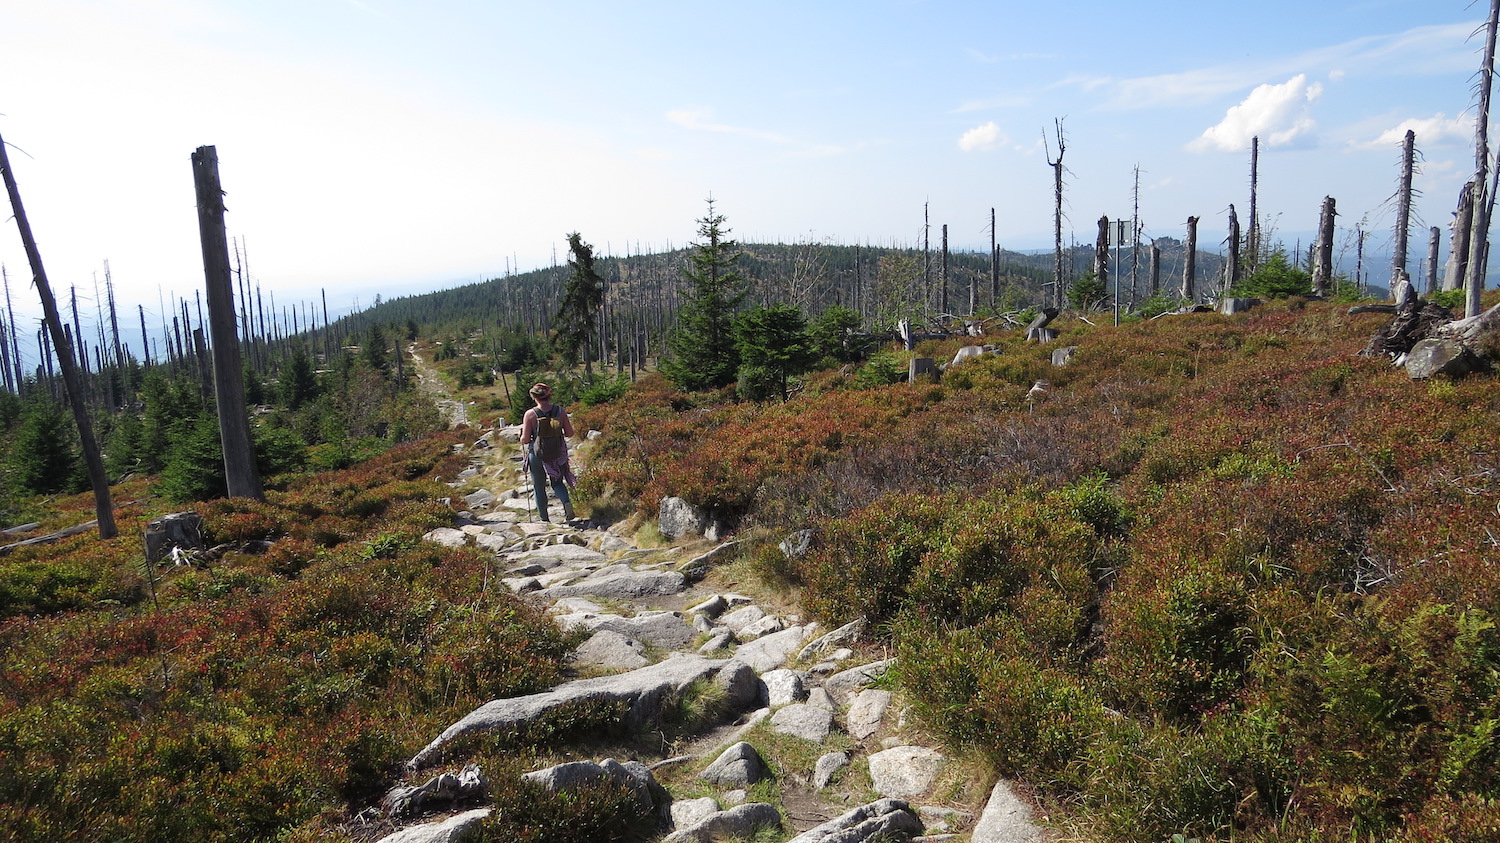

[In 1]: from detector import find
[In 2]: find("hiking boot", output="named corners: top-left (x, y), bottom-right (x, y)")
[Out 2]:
top-left (563, 501), bottom-right (575, 521)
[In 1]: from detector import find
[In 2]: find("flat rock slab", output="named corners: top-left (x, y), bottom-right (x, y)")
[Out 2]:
top-left (786, 798), bottom-right (923, 843)
top-left (770, 703), bottom-right (835, 742)
top-left (970, 779), bottom-right (1042, 843)
top-left (824, 658), bottom-right (895, 706)
top-left (507, 544), bottom-right (607, 566)
top-left (573, 629), bottom-right (650, 670)
top-left (734, 624), bottom-right (815, 673)
top-left (374, 808), bottom-right (492, 843)
top-left (409, 654), bottom-right (729, 768)
top-left (868, 746), bottom-right (949, 800)
top-left (556, 610), bottom-right (697, 650)
top-left (719, 605), bottom-right (767, 633)
top-left (533, 570), bottom-right (689, 601)
top-left (421, 527), bottom-right (469, 548)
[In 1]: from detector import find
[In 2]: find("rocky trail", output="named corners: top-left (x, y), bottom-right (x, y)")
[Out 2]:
top-left (382, 355), bottom-right (1048, 843)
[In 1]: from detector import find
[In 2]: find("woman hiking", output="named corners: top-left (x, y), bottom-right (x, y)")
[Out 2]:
top-left (519, 382), bottom-right (576, 522)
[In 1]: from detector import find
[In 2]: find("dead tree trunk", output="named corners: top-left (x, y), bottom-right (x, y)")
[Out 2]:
top-left (1226, 205), bottom-right (1242, 291)
top-left (1464, 0), bottom-right (1500, 317)
top-left (1313, 196), bottom-right (1337, 296)
top-left (1047, 119), bottom-right (1067, 309)
top-left (1426, 226), bottom-right (1442, 295)
top-left (1393, 130), bottom-right (1416, 291)
top-left (1445, 181), bottom-right (1474, 292)
top-left (989, 207), bottom-right (999, 310)
top-left (1183, 216), bottom-right (1199, 302)
top-left (1149, 242), bottom-right (1161, 298)
top-left (940, 223), bottom-right (949, 318)
top-left (0, 130), bottom-right (118, 538)
top-left (1247, 137), bottom-right (1260, 272)
top-left (191, 145), bottom-right (263, 501)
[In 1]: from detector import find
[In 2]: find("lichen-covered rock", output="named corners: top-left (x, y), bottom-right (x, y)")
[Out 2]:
top-left (374, 808), bottom-right (492, 843)
top-left (868, 746), bottom-right (948, 800)
top-left (786, 798), bottom-right (924, 843)
top-left (970, 779), bottom-right (1042, 843)
top-left (699, 741), bottom-right (767, 787)
top-left (770, 703), bottom-right (834, 742)
top-left (663, 802), bottom-right (781, 843)
top-left (659, 496), bottom-right (710, 538)
top-left (813, 751), bottom-right (850, 789)
top-left (410, 655), bottom-right (729, 768)
top-left (847, 689), bottom-right (892, 740)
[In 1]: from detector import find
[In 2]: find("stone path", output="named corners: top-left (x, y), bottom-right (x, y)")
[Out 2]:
top-left (382, 388), bottom-right (1048, 841)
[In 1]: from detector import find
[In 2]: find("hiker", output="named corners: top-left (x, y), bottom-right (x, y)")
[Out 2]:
top-left (520, 382), bottom-right (576, 522)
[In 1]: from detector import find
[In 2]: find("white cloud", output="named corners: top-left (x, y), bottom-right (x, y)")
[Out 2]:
top-left (666, 108), bottom-right (792, 145)
top-left (1084, 22), bottom-right (1474, 112)
top-left (1188, 74), bottom-right (1323, 153)
top-left (952, 94), bottom-right (1030, 113)
top-left (1354, 113), bottom-right (1472, 150)
top-left (958, 121), bottom-right (1007, 151)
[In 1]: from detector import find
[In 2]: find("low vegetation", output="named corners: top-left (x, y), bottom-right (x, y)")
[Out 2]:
top-left (0, 287), bottom-right (1496, 841)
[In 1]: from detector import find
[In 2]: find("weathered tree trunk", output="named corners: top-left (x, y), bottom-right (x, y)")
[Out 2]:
top-left (1226, 205), bottom-right (1242, 290)
top-left (0, 129), bottom-right (118, 538)
top-left (1094, 215), bottom-right (1110, 303)
top-left (1131, 165), bottom-right (1142, 301)
top-left (1313, 196), bottom-right (1337, 296)
top-left (1047, 119), bottom-right (1067, 309)
top-left (1444, 180), bottom-right (1474, 292)
top-left (191, 145), bottom-right (263, 501)
top-left (1149, 243), bottom-right (1161, 298)
top-left (1393, 130), bottom-right (1416, 290)
top-left (940, 224), bottom-right (949, 317)
top-left (989, 207), bottom-right (999, 310)
top-left (1183, 216), bottom-right (1199, 302)
top-left (1247, 137), bottom-right (1260, 272)
top-left (1426, 226), bottom-right (1442, 295)
top-left (1465, 0), bottom-right (1500, 317)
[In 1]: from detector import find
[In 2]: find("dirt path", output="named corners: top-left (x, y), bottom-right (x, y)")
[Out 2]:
top-left (408, 343), bottom-right (470, 429)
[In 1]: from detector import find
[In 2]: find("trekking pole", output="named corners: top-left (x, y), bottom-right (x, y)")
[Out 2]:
top-left (523, 448), bottom-right (534, 522)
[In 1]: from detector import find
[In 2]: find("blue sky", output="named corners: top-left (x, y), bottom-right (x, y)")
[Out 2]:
top-left (0, 0), bottom-right (1487, 340)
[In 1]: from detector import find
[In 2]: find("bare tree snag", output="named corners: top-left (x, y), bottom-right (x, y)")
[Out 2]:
top-left (1445, 180), bottom-right (1474, 292)
top-left (1313, 196), bottom-right (1337, 296)
top-left (191, 145), bottom-right (264, 501)
top-left (1464, 0), bottom-right (1500, 317)
top-left (1426, 226), bottom-right (1442, 295)
top-left (1183, 216), bottom-right (1199, 302)
top-left (1149, 242), bottom-right (1161, 298)
top-left (0, 130), bottom-right (118, 539)
top-left (1094, 215), bottom-right (1111, 303)
top-left (1393, 130), bottom-right (1416, 291)
top-left (1248, 137), bottom-right (1260, 271)
top-left (1226, 205), bottom-right (1242, 290)
top-left (1046, 119), bottom-right (1067, 309)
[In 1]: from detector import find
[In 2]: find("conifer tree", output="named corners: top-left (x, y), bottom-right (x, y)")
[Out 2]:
top-left (662, 199), bottom-right (747, 391)
top-left (555, 232), bottom-right (606, 377)
top-left (734, 304), bottom-right (813, 401)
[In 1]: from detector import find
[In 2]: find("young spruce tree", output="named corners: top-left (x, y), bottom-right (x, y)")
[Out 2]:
top-left (555, 232), bottom-right (606, 378)
top-left (663, 199), bottom-right (746, 392)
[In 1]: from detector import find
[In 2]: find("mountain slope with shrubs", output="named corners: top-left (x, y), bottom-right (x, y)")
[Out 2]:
top-left (572, 297), bottom-right (1500, 842)
top-left (0, 294), bottom-right (1497, 842)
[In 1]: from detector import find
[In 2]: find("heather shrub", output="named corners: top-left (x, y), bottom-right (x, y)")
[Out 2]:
top-left (1094, 564), bottom-right (1253, 719)
top-left (894, 617), bottom-right (1107, 781)
top-left (475, 777), bottom-right (655, 842)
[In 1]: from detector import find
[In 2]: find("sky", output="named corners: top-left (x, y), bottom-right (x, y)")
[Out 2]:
top-left (0, 0), bottom-right (1490, 357)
